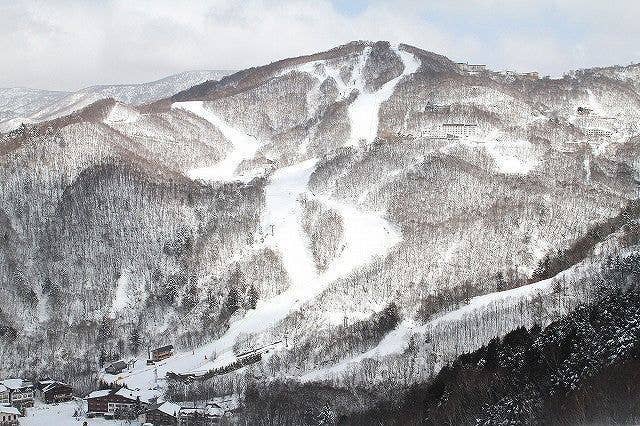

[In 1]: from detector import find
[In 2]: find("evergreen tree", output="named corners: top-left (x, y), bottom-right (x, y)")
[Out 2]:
top-left (224, 287), bottom-right (239, 316)
top-left (129, 328), bottom-right (141, 355)
top-left (247, 284), bottom-right (259, 310)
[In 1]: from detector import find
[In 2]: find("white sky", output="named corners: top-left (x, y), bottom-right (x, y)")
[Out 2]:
top-left (1, 0), bottom-right (639, 91)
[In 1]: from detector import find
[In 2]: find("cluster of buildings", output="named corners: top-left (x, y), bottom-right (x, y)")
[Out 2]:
top-left (85, 387), bottom-right (227, 425)
top-left (0, 378), bottom-right (73, 424)
top-left (456, 61), bottom-right (541, 80)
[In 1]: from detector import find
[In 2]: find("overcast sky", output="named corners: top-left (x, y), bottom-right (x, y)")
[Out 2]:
top-left (1, 0), bottom-right (639, 91)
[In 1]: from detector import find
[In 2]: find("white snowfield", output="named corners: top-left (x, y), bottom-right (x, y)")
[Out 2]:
top-left (281, 44), bottom-right (420, 148)
top-left (20, 400), bottom-right (132, 426)
top-left (108, 268), bottom-right (131, 319)
top-left (172, 100), bottom-right (264, 182)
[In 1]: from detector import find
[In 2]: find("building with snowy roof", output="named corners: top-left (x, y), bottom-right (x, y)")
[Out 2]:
top-left (86, 387), bottom-right (150, 417)
top-left (151, 344), bottom-right (174, 362)
top-left (36, 380), bottom-right (73, 403)
top-left (1, 378), bottom-right (34, 409)
top-left (0, 406), bottom-right (20, 425)
top-left (145, 401), bottom-right (181, 425)
top-left (178, 403), bottom-right (224, 425)
top-left (0, 384), bottom-right (9, 406)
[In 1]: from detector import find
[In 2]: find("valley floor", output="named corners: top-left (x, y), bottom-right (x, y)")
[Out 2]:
top-left (21, 400), bottom-right (140, 426)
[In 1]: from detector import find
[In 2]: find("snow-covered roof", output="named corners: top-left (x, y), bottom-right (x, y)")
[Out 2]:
top-left (42, 381), bottom-right (71, 393)
top-left (1, 378), bottom-right (32, 390)
top-left (86, 389), bottom-right (112, 399)
top-left (179, 404), bottom-right (224, 417)
top-left (0, 384), bottom-right (7, 392)
top-left (157, 401), bottom-right (181, 417)
top-left (115, 387), bottom-right (151, 403)
top-left (0, 406), bottom-right (20, 415)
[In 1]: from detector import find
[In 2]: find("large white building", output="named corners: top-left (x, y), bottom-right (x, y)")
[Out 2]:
top-left (442, 123), bottom-right (478, 138)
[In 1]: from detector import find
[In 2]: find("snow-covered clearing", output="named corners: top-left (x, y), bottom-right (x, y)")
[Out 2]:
top-left (104, 103), bottom-right (140, 124)
top-left (108, 268), bottom-right (130, 319)
top-left (301, 320), bottom-right (418, 381)
top-left (172, 101), bottom-right (262, 182)
top-left (483, 138), bottom-right (536, 175)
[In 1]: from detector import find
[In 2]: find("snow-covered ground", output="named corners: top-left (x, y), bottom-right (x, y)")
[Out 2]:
top-left (302, 319), bottom-right (418, 381)
top-left (21, 400), bottom-right (140, 426)
top-left (346, 46), bottom-right (420, 147)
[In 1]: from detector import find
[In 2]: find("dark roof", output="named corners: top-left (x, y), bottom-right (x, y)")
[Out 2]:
top-left (106, 360), bottom-right (128, 369)
top-left (152, 344), bottom-right (174, 353)
top-left (41, 381), bottom-right (72, 393)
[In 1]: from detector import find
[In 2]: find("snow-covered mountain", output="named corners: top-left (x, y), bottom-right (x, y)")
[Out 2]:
top-left (0, 40), bottom-right (639, 407)
top-left (0, 70), bottom-right (234, 132)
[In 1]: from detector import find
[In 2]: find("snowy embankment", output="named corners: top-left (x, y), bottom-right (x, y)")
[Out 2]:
top-left (172, 101), bottom-right (263, 182)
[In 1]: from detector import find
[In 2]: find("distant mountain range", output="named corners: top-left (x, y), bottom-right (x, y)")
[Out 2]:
top-left (0, 70), bottom-right (234, 132)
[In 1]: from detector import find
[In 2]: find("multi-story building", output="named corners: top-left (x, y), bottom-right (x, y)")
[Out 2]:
top-left (0, 384), bottom-right (9, 406)
top-left (0, 406), bottom-right (20, 425)
top-left (442, 123), bottom-right (478, 138)
top-left (1, 379), bottom-right (34, 409)
top-left (86, 387), bottom-right (149, 418)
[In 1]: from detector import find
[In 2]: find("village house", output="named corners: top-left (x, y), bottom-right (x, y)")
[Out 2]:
top-left (151, 345), bottom-right (174, 362)
top-left (1, 379), bottom-right (34, 410)
top-left (0, 384), bottom-right (9, 406)
top-left (0, 406), bottom-right (20, 426)
top-left (145, 401), bottom-right (181, 425)
top-left (104, 360), bottom-right (128, 375)
top-left (36, 380), bottom-right (73, 404)
top-left (86, 387), bottom-right (149, 418)
top-left (178, 404), bottom-right (224, 425)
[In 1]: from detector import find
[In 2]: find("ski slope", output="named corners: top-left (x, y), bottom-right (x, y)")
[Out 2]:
top-left (112, 157), bottom-right (402, 394)
top-left (346, 46), bottom-right (421, 147)
top-left (173, 100), bottom-right (262, 182)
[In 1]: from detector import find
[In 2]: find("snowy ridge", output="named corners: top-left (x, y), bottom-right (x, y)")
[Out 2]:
top-left (0, 70), bottom-right (233, 132)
